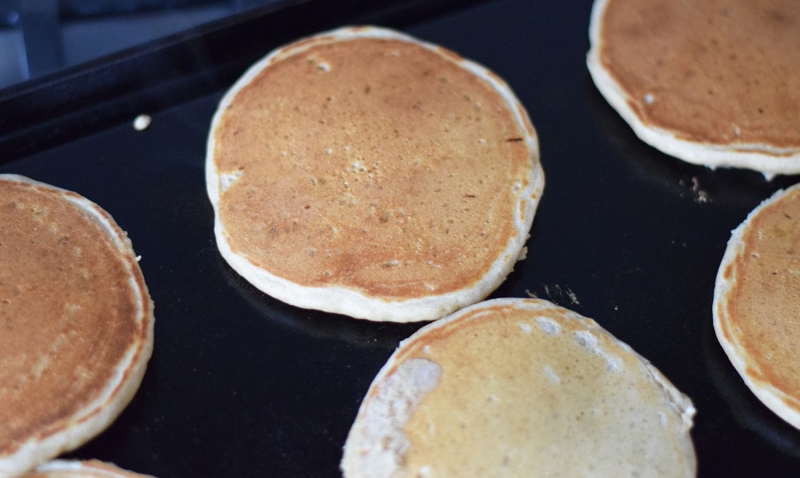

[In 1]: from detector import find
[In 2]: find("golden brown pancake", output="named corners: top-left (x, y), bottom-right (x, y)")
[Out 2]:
top-left (714, 183), bottom-right (800, 429)
top-left (587, 0), bottom-right (800, 176)
top-left (0, 175), bottom-right (154, 477)
top-left (207, 26), bottom-right (544, 322)
top-left (21, 460), bottom-right (155, 478)
top-left (342, 298), bottom-right (697, 477)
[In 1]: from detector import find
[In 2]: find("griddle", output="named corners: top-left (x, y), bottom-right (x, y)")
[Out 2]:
top-left (1, 0), bottom-right (799, 476)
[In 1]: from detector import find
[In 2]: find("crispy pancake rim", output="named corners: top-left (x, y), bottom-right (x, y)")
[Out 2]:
top-left (22, 460), bottom-right (155, 478)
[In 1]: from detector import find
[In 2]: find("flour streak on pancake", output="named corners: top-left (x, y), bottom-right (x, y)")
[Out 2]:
top-left (0, 175), bottom-right (154, 478)
top-left (714, 184), bottom-right (800, 429)
top-left (587, 0), bottom-right (800, 177)
top-left (342, 298), bottom-right (696, 477)
top-left (21, 460), bottom-right (155, 478)
top-left (207, 26), bottom-right (544, 322)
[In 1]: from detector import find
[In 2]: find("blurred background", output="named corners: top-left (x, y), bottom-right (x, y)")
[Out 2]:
top-left (0, 0), bottom-right (281, 89)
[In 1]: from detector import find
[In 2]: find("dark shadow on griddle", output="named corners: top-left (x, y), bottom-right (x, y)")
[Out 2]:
top-left (584, 74), bottom-right (799, 205)
top-left (218, 255), bottom-right (423, 348)
top-left (703, 312), bottom-right (800, 457)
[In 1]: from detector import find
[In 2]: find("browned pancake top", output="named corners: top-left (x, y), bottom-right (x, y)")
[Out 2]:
top-left (213, 37), bottom-right (533, 299)
top-left (0, 181), bottom-right (141, 453)
top-left (384, 301), bottom-right (693, 476)
top-left (599, 0), bottom-right (800, 149)
top-left (718, 189), bottom-right (800, 408)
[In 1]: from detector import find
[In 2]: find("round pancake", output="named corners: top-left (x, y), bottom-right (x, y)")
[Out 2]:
top-left (714, 183), bottom-right (800, 429)
top-left (342, 298), bottom-right (697, 477)
top-left (206, 26), bottom-right (544, 322)
top-left (21, 460), bottom-right (155, 478)
top-left (587, 0), bottom-right (800, 176)
top-left (0, 175), bottom-right (154, 477)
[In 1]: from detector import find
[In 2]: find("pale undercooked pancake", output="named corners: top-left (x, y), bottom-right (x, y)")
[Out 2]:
top-left (207, 26), bottom-right (543, 322)
top-left (587, 0), bottom-right (800, 177)
top-left (21, 460), bottom-right (155, 478)
top-left (714, 183), bottom-right (800, 429)
top-left (0, 175), bottom-right (154, 478)
top-left (342, 298), bottom-right (696, 477)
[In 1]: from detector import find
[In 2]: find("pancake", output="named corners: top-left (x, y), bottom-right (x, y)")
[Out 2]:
top-left (21, 460), bottom-right (155, 478)
top-left (0, 175), bottom-right (154, 477)
top-left (587, 0), bottom-right (800, 177)
top-left (714, 183), bottom-right (800, 429)
top-left (342, 298), bottom-right (697, 477)
top-left (206, 26), bottom-right (543, 322)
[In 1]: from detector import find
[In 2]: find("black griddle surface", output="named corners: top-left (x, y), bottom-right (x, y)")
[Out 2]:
top-left (2, 0), bottom-right (800, 476)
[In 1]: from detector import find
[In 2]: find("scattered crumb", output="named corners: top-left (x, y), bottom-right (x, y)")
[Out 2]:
top-left (133, 114), bottom-right (151, 131)
top-left (565, 287), bottom-right (580, 305)
top-left (524, 289), bottom-right (537, 298)
top-left (678, 176), bottom-right (712, 203)
top-left (540, 284), bottom-right (581, 306)
top-left (696, 190), bottom-right (708, 203)
top-left (690, 177), bottom-right (709, 203)
top-left (135, 255), bottom-right (142, 262)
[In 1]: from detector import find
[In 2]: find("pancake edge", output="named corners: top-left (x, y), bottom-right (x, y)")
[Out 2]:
top-left (341, 297), bottom-right (696, 477)
top-left (713, 184), bottom-right (800, 430)
top-left (206, 26), bottom-right (544, 322)
top-left (0, 175), bottom-right (155, 478)
top-left (29, 460), bottom-right (156, 478)
top-left (586, 0), bottom-right (800, 178)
